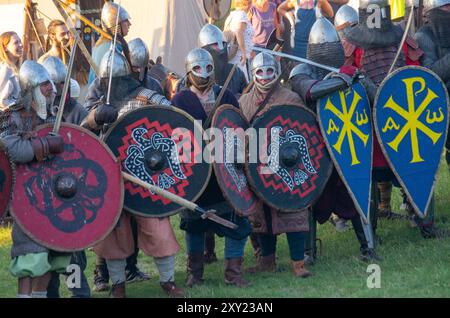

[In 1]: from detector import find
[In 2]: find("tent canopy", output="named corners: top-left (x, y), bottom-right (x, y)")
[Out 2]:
top-left (0, 0), bottom-right (208, 75)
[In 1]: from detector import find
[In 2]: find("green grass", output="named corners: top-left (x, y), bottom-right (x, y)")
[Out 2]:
top-left (1, 159), bottom-right (450, 298)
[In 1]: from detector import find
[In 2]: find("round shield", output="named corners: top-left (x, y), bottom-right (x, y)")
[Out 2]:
top-left (11, 123), bottom-right (123, 252)
top-left (103, 106), bottom-right (211, 217)
top-left (203, 0), bottom-right (231, 21)
top-left (0, 141), bottom-right (14, 220)
top-left (246, 104), bottom-right (333, 212)
top-left (211, 105), bottom-right (260, 216)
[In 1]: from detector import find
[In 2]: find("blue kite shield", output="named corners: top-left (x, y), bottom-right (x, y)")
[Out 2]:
top-left (374, 66), bottom-right (449, 218)
top-left (317, 82), bottom-right (373, 223)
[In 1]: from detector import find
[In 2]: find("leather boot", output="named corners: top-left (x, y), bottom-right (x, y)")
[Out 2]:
top-left (186, 254), bottom-right (204, 288)
top-left (204, 230), bottom-right (218, 264)
top-left (110, 282), bottom-right (126, 298)
top-left (224, 258), bottom-right (250, 288)
top-left (377, 181), bottom-right (392, 214)
top-left (249, 234), bottom-right (261, 260)
top-left (160, 281), bottom-right (185, 298)
top-left (246, 254), bottom-right (276, 274)
top-left (292, 260), bottom-right (312, 278)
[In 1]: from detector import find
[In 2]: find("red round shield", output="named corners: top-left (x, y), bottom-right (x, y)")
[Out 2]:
top-left (246, 104), bottom-right (333, 212)
top-left (10, 123), bottom-right (123, 252)
top-left (0, 141), bottom-right (14, 220)
top-left (211, 105), bottom-right (261, 216)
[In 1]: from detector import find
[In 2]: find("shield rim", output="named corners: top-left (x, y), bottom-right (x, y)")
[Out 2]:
top-left (103, 105), bottom-right (212, 218)
top-left (316, 82), bottom-right (373, 224)
top-left (373, 66), bottom-right (450, 219)
top-left (0, 139), bottom-right (15, 220)
top-left (211, 104), bottom-right (259, 216)
top-left (9, 123), bottom-right (124, 252)
top-left (245, 103), bottom-right (333, 212)
top-left (203, 0), bottom-right (231, 21)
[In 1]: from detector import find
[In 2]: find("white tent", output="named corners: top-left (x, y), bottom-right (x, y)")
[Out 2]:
top-left (123, 0), bottom-right (208, 75)
top-left (0, 0), bottom-right (209, 75)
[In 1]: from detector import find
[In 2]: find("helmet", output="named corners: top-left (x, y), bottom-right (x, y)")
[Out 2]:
top-left (307, 18), bottom-right (344, 79)
top-left (128, 38), bottom-right (150, 69)
top-left (40, 56), bottom-right (67, 84)
top-left (185, 48), bottom-right (214, 79)
top-left (334, 5), bottom-right (359, 30)
top-left (19, 60), bottom-right (55, 120)
top-left (101, 1), bottom-right (131, 30)
top-left (251, 52), bottom-right (280, 91)
top-left (198, 24), bottom-right (226, 50)
top-left (19, 60), bottom-right (52, 91)
top-left (99, 49), bottom-right (131, 79)
top-left (309, 17), bottom-right (340, 45)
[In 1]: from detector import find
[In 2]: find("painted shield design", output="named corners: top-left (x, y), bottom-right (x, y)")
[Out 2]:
top-left (211, 105), bottom-right (261, 216)
top-left (203, 0), bottom-right (231, 21)
top-left (374, 66), bottom-right (449, 218)
top-left (317, 82), bottom-right (373, 223)
top-left (103, 106), bottom-right (211, 217)
top-left (246, 104), bottom-right (333, 211)
top-left (0, 141), bottom-right (14, 220)
top-left (11, 123), bottom-right (123, 252)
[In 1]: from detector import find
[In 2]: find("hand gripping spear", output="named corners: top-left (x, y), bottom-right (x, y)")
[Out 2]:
top-left (104, 2), bottom-right (237, 229)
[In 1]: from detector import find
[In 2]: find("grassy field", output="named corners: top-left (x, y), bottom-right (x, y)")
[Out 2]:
top-left (1, 161), bottom-right (450, 298)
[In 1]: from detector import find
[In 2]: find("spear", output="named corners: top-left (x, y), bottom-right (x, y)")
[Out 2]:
top-left (252, 47), bottom-right (340, 73)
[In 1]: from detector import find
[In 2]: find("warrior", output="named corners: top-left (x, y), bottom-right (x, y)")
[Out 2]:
top-left (289, 16), bottom-right (380, 261)
top-left (1, 60), bottom-right (86, 298)
top-left (171, 48), bottom-right (252, 288)
top-left (128, 38), bottom-right (165, 95)
top-left (84, 37), bottom-right (170, 112)
top-left (415, 0), bottom-right (450, 176)
top-left (197, 24), bottom-right (248, 263)
top-left (82, 50), bottom-right (183, 298)
top-left (37, 56), bottom-right (90, 298)
top-left (344, 0), bottom-right (448, 237)
top-left (176, 24), bottom-right (248, 98)
top-left (198, 24), bottom-right (248, 96)
top-left (239, 52), bottom-right (313, 277)
top-left (88, 1), bottom-right (132, 85)
top-left (85, 39), bottom-right (170, 296)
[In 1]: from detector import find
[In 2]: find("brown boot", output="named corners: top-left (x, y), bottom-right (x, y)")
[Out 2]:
top-left (204, 230), bottom-right (218, 264)
top-left (160, 281), bottom-right (185, 298)
top-left (246, 254), bottom-right (276, 274)
top-left (378, 181), bottom-right (392, 216)
top-left (292, 260), bottom-right (313, 278)
top-left (249, 234), bottom-right (261, 260)
top-left (186, 254), bottom-right (204, 288)
top-left (224, 258), bottom-right (250, 288)
top-left (110, 282), bottom-right (126, 298)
